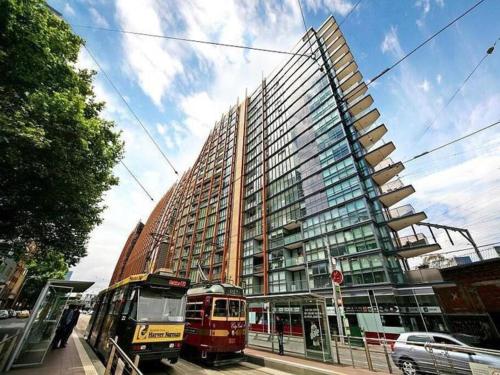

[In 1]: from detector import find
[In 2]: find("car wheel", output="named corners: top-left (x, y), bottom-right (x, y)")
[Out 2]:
top-left (400, 358), bottom-right (419, 375)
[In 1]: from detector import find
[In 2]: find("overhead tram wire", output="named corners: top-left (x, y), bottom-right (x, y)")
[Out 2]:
top-left (403, 119), bottom-right (500, 163)
top-left (83, 46), bottom-right (179, 175)
top-left (120, 161), bottom-right (155, 202)
top-left (340, 0), bottom-right (489, 104)
top-left (73, 24), bottom-right (314, 59)
top-left (416, 38), bottom-right (498, 142)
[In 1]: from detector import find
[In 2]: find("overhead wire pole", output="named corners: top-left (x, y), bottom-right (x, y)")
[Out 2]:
top-left (83, 45), bottom-right (179, 175)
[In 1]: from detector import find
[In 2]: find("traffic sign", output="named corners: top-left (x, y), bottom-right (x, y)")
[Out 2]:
top-left (331, 270), bottom-right (344, 284)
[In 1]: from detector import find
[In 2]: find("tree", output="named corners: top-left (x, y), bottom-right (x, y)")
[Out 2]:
top-left (0, 0), bottom-right (123, 267)
top-left (19, 250), bottom-right (69, 308)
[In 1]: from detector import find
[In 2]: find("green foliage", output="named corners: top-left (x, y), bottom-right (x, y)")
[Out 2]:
top-left (21, 250), bottom-right (69, 307)
top-left (0, 0), bottom-right (123, 267)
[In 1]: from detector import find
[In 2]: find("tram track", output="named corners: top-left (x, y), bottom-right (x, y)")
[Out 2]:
top-left (143, 358), bottom-right (291, 375)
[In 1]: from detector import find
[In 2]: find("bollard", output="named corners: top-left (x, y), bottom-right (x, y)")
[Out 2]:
top-left (382, 339), bottom-right (392, 374)
top-left (131, 354), bottom-right (140, 375)
top-left (363, 337), bottom-right (374, 371)
top-left (334, 335), bottom-right (340, 365)
top-left (104, 344), bottom-right (116, 375)
top-left (347, 335), bottom-right (355, 368)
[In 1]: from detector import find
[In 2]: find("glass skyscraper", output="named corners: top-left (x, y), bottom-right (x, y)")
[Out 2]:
top-left (111, 16), bottom-right (446, 338)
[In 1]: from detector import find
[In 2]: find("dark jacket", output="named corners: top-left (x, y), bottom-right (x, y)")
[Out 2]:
top-left (276, 319), bottom-right (284, 334)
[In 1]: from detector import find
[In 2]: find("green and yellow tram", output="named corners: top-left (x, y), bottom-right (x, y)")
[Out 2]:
top-left (86, 271), bottom-right (190, 365)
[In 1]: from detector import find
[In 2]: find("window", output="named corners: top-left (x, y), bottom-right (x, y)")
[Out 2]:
top-left (213, 299), bottom-right (227, 317)
top-left (186, 302), bottom-right (203, 320)
top-left (229, 300), bottom-right (240, 317)
top-left (240, 301), bottom-right (246, 317)
top-left (433, 336), bottom-right (460, 346)
top-left (407, 335), bottom-right (431, 346)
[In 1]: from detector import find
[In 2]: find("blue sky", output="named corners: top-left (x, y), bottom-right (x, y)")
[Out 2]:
top-left (47, 0), bottom-right (500, 291)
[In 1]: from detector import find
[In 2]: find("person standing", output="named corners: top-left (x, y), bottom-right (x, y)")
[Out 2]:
top-left (53, 305), bottom-right (80, 349)
top-left (276, 315), bottom-right (284, 355)
top-left (60, 305), bottom-right (80, 348)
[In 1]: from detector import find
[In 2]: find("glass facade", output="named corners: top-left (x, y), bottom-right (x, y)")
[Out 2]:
top-left (112, 16), bottom-right (442, 338)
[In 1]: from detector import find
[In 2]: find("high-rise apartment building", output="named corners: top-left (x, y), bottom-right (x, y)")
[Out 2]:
top-left (111, 16), bottom-right (446, 337)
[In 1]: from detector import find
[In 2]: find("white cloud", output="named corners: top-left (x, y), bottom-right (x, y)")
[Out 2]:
top-left (415, 0), bottom-right (431, 15)
top-left (305, 0), bottom-right (355, 17)
top-left (89, 7), bottom-right (110, 28)
top-left (435, 0), bottom-right (445, 8)
top-left (436, 74), bottom-right (442, 84)
top-left (63, 3), bottom-right (75, 17)
top-left (115, 0), bottom-right (185, 107)
top-left (381, 26), bottom-right (403, 57)
top-left (418, 79), bottom-right (431, 92)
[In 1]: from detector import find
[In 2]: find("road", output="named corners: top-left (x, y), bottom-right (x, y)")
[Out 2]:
top-left (77, 315), bottom-right (289, 375)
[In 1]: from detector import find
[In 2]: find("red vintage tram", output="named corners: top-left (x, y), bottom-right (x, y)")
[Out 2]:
top-left (182, 283), bottom-right (246, 365)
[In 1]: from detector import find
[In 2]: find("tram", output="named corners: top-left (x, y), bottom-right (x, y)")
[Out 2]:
top-left (86, 271), bottom-right (190, 365)
top-left (182, 282), bottom-right (246, 365)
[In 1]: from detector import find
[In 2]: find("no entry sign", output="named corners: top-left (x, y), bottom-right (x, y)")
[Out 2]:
top-left (331, 270), bottom-right (344, 285)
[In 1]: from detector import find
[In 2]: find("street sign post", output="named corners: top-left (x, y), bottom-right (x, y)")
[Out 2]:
top-left (326, 250), bottom-right (345, 342)
top-left (331, 270), bottom-right (344, 285)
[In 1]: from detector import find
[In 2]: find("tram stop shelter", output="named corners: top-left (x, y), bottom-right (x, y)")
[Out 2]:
top-left (4, 279), bottom-right (94, 371)
top-left (246, 293), bottom-right (333, 363)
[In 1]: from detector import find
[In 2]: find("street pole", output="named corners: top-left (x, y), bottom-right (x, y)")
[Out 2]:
top-left (326, 241), bottom-right (345, 341)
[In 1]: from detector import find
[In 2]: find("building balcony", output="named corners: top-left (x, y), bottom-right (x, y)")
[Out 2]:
top-left (326, 31), bottom-right (345, 55)
top-left (333, 50), bottom-right (353, 71)
top-left (284, 233), bottom-right (304, 249)
top-left (339, 70), bottom-right (362, 92)
top-left (371, 160), bottom-right (405, 186)
top-left (351, 108), bottom-right (380, 132)
top-left (331, 43), bottom-right (349, 63)
top-left (343, 81), bottom-right (368, 104)
top-left (379, 179), bottom-right (416, 208)
top-left (254, 264), bottom-right (264, 276)
top-left (364, 142), bottom-right (395, 167)
top-left (336, 60), bottom-right (358, 82)
top-left (394, 233), bottom-right (441, 258)
top-left (269, 256), bottom-right (306, 271)
top-left (347, 94), bottom-right (373, 118)
top-left (357, 124), bottom-right (387, 150)
top-left (386, 204), bottom-right (427, 231)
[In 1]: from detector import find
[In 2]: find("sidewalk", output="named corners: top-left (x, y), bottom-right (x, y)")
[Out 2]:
top-left (10, 331), bottom-right (104, 375)
top-left (245, 347), bottom-right (391, 375)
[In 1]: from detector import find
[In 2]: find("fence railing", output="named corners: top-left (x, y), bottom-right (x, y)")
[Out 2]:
top-left (105, 338), bottom-right (143, 375)
top-left (328, 334), bottom-right (500, 374)
top-left (0, 332), bottom-right (20, 373)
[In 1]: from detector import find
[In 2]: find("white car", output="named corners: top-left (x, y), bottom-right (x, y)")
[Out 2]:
top-left (0, 310), bottom-right (9, 319)
top-left (391, 332), bottom-right (500, 375)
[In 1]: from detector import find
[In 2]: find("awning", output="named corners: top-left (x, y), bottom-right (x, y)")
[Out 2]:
top-left (47, 279), bottom-right (94, 293)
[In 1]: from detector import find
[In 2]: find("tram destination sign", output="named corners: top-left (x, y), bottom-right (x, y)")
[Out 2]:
top-left (224, 286), bottom-right (243, 296)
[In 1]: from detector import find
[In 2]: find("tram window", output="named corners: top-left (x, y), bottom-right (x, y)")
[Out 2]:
top-left (240, 301), bottom-right (246, 317)
top-left (213, 299), bottom-right (227, 317)
top-left (229, 300), bottom-right (239, 317)
top-left (186, 302), bottom-right (203, 320)
top-left (123, 289), bottom-right (137, 318)
top-left (137, 288), bottom-right (186, 322)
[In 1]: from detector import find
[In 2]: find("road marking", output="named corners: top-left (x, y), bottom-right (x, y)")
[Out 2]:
top-left (72, 332), bottom-right (99, 375)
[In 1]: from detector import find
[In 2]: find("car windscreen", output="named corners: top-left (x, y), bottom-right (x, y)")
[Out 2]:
top-left (137, 288), bottom-right (186, 323)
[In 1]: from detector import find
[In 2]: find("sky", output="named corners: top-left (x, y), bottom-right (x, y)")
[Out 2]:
top-left (47, 0), bottom-right (500, 293)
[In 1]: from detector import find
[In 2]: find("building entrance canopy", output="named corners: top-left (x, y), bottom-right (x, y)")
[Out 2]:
top-left (247, 293), bottom-right (333, 363)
